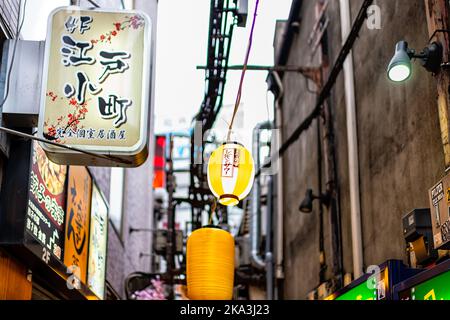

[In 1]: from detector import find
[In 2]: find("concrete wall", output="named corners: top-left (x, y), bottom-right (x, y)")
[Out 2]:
top-left (280, 0), bottom-right (324, 299)
top-left (277, 0), bottom-right (444, 299)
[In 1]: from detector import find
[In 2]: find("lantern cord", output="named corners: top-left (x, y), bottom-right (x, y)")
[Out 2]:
top-left (226, 0), bottom-right (261, 141)
top-left (0, 126), bottom-right (133, 165)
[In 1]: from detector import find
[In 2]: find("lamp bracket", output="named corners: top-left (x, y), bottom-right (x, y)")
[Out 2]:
top-left (316, 191), bottom-right (332, 207)
top-left (408, 42), bottom-right (443, 74)
top-left (429, 29), bottom-right (450, 43)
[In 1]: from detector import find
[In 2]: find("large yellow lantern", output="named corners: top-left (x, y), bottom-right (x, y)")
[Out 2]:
top-left (186, 227), bottom-right (235, 300)
top-left (207, 142), bottom-right (255, 206)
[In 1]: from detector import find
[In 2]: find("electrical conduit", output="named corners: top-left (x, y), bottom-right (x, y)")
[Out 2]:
top-left (339, 0), bottom-right (364, 279)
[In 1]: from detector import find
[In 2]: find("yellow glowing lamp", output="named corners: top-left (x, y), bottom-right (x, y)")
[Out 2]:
top-left (186, 227), bottom-right (235, 300)
top-left (207, 142), bottom-right (255, 206)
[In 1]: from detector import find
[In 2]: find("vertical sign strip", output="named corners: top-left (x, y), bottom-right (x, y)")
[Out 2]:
top-left (88, 182), bottom-right (108, 299)
top-left (64, 166), bottom-right (92, 284)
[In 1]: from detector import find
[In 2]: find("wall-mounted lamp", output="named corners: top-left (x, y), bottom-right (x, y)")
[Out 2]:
top-left (299, 189), bottom-right (331, 214)
top-left (387, 40), bottom-right (443, 82)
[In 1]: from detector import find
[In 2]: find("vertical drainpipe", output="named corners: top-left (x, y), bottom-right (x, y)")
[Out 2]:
top-left (250, 121), bottom-right (272, 270)
top-left (251, 121), bottom-right (275, 299)
top-left (265, 175), bottom-right (274, 300)
top-left (271, 71), bottom-right (285, 282)
top-left (339, 0), bottom-right (364, 279)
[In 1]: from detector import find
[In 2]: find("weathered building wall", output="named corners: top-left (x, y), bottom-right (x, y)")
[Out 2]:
top-left (349, 0), bottom-right (443, 269)
top-left (279, 0), bottom-right (329, 299)
top-left (278, 0), bottom-right (444, 299)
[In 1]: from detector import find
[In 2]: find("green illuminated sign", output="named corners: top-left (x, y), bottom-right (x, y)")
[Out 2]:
top-left (332, 269), bottom-right (387, 300)
top-left (402, 270), bottom-right (450, 300)
top-left (335, 281), bottom-right (378, 301)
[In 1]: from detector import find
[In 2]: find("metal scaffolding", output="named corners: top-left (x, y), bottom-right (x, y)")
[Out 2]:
top-left (189, 0), bottom-right (243, 229)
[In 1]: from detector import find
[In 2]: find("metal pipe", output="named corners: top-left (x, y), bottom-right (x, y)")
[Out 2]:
top-left (271, 71), bottom-right (285, 282)
top-left (196, 65), bottom-right (320, 74)
top-left (317, 116), bottom-right (326, 283)
top-left (339, 0), bottom-right (364, 279)
top-left (166, 134), bottom-right (175, 300)
top-left (277, 0), bottom-right (303, 67)
top-left (265, 175), bottom-right (274, 300)
top-left (250, 121), bottom-right (272, 270)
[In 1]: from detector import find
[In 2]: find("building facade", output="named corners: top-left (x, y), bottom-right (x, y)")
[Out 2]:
top-left (0, 0), bottom-right (157, 300)
top-left (273, 0), bottom-right (445, 299)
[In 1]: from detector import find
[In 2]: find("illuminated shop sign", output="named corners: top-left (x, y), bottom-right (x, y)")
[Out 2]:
top-left (38, 7), bottom-right (152, 167)
top-left (87, 183), bottom-right (108, 299)
top-left (396, 260), bottom-right (450, 300)
top-left (26, 142), bottom-right (68, 264)
top-left (64, 166), bottom-right (92, 285)
top-left (328, 269), bottom-right (387, 301)
top-left (399, 270), bottom-right (450, 300)
top-left (326, 261), bottom-right (421, 301)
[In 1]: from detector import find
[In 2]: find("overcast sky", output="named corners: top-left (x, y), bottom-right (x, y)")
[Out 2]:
top-left (21, 0), bottom-right (292, 148)
top-left (155, 0), bottom-right (292, 148)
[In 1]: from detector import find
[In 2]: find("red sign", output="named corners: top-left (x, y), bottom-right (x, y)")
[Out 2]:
top-left (153, 136), bottom-right (166, 188)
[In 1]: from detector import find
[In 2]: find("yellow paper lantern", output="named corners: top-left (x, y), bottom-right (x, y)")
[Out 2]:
top-left (207, 142), bottom-right (255, 206)
top-left (186, 227), bottom-right (235, 300)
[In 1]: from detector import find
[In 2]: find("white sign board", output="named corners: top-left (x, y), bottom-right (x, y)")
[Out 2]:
top-left (38, 7), bottom-right (152, 167)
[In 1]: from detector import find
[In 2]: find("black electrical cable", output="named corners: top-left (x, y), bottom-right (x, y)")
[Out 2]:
top-left (0, 126), bottom-right (132, 164)
top-left (87, 0), bottom-right (100, 8)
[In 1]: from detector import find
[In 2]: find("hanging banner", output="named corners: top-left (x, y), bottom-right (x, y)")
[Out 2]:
top-left (38, 7), bottom-right (152, 167)
top-left (87, 183), bottom-right (108, 299)
top-left (64, 166), bottom-right (92, 284)
top-left (26, 141), bottom-right (68, 263)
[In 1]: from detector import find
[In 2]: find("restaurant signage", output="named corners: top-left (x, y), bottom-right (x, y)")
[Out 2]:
top-left (26, 142), bottom-right (68, 264)
top-left (398, 269), bottom-right (450, 300)
top-left (87, 183), bottom-right (108, 299)
top-left (64, 166), bottom-right (92, 284)
top-left (38, 7), bottom-right (152, 167)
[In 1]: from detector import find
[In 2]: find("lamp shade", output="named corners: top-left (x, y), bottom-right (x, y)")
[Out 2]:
top-left (207, 142), bottom-right (255, 206)
top-left (387, 41), bottom-right (412, 82)
top-left (186, 227), bottom-right (235, 300)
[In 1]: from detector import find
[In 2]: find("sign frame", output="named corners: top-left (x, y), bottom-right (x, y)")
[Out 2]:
top-left (37, 6), bottom-right (153, 167)
top-left (393, 259), bottom-right (450, 300)
top-left (325, 260), bottom-right (420, 300)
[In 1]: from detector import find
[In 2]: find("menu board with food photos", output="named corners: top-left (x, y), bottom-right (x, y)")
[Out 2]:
top-left (64, 166), bottom-right (92, 284)
top-left (26, 141), bottom-right (68, 263)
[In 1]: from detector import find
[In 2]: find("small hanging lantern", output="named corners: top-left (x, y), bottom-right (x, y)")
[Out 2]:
top-left (186, 226), bottom-right (235, 300)
top-left (207, 142), bottom-right (255, 206)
